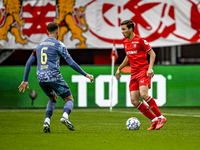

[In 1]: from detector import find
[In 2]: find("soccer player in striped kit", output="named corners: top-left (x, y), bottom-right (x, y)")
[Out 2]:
top-left (18, 22), bottom-right (94, 132)
top-left (116, 20), bottom-right (167, 130)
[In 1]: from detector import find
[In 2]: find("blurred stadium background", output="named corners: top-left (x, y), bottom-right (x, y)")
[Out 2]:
top-left (1, 0), bottom-right (200, 108)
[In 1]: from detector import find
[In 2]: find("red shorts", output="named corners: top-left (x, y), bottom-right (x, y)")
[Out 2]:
top-left (129, 71), bottom-right (151, 92)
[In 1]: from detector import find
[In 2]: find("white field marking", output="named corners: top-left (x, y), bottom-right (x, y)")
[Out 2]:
top-left (0, 109), bottom-right (200, 118)
top-left (118, 111), bottom-right (200, 118)
top-left (0, 109), bottom-right (108, 113)
top-left (71, 109), bottom-right (200, 118)
top-left (0, 109), bottom-right (46, 112)
top-left (162, 113), bottom-right (200, 118)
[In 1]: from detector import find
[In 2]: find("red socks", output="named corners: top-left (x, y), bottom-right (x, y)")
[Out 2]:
top-left (137, 102), bottom-right (156, 120)
top-left (146, 97), bottom-right (162, 117)
top-left (136, 97), bottom-right (162, 121)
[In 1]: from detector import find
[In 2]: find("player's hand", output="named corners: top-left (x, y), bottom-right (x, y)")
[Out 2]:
top-left (86, 74), bottom-right (94, 82)
top-left (18, 81), bottom-right (29, 93)
top-left (115, 69), bottom-right (121, 80)
top-left (147, 69), bottom-right (154, 79)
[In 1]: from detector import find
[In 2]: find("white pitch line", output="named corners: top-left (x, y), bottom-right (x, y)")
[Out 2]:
top-left (0, 109), bottom-right (200, 118)
top-left (119, 111), bottom-right (200, 118)
top-left (72, 109), bottom-right (200, 118)
top-left (162, 113), bottom-right (200, 118)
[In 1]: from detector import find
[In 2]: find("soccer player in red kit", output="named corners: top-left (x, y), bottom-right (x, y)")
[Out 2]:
top-left (116, 20), bottom-right (167, 130)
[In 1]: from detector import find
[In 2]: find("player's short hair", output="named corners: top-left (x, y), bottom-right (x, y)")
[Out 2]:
top-left (121, 20), bottom-right (135, 32)
top-left (47, 22), bottom-right (59, 33)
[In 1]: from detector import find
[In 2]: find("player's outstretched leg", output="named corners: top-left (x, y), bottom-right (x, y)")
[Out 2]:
top-left (60, 99), bottom-right (75, 131)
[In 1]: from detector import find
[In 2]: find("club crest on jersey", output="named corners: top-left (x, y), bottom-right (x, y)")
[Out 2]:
top-left (133, 44), bottom-right (137, 49)
top-left (132, 41), bottom-right (139, 49)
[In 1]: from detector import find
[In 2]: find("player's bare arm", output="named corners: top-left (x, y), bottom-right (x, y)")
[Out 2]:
top-left (86, 74), bottom-right (94, 82)
top-left (18, 81), bottom-right (29, 93)
top-left (115, 55), bottom-right (129, 79)
top-left (147, 49), bottom-right (156, 79)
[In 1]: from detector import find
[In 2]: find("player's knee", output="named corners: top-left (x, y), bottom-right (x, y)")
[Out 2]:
top-left (63, 95), bottom-right (74, 102)
top-left (140, 94), bottom-right (148, 101)
top-left (49, 94), bottom-right (58, 102)
top-left (131, 99), bottom-right (139, 107)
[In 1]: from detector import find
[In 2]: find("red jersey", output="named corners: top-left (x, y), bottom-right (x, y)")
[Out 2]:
top-left (123, 34), bottom-right (151, 75)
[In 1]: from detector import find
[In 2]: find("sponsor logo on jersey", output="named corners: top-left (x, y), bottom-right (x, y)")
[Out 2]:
top-left (132, 41), bottom-right (139, 43)
top-left (126, 50), bottom-right (137, 55)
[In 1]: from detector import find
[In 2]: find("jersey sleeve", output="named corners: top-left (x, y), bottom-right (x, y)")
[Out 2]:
top-left (58, 42), bottom-right (71, 60)
top-left (58, 42), bottom-right (87, 76)
top-left (140, 38), bottom-right (151, 52)
top-left (65, 57), bottom-right (87, 76)
top-left (23, 50), bottom-right (36, 82)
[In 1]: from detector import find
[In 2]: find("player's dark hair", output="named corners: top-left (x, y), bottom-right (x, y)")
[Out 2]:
top-left (121, 20), bottom-right (135, 32)
top-left (47, 22), bottom-right (59, 33)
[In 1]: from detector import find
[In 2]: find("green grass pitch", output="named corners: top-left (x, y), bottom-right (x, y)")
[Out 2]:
top-left (0, 107), bottom-right (200, 150)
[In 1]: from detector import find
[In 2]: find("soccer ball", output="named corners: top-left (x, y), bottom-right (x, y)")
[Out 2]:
top-left (126, 117), bottom-right (140, 130)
